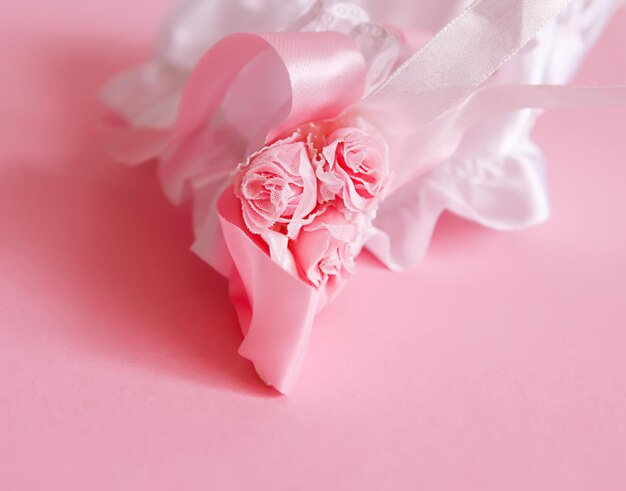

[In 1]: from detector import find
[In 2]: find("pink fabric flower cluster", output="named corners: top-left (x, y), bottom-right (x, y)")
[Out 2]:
top-left (234, 123), bottom-right (390, 291)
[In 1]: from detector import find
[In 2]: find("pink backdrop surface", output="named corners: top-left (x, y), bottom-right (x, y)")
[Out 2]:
top-left (1, 1), bottom-right (625, 490)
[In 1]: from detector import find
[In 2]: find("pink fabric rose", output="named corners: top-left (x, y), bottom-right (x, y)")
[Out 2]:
top-left (234, 123), bottom-right (390, 292)
top-left (290, 206), bottom-right (359, 292)
top-left (317, 127), bottom-right (389, 212)
top-left (234, 134), bottom-right (317, 237)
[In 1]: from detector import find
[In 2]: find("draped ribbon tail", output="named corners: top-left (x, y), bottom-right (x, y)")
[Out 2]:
top-left (349, 0), bottom-right (626, 272)
top-left (368, 83), bottom-right (626, 270)
top-left (218, 188), bottom-right (322, 394)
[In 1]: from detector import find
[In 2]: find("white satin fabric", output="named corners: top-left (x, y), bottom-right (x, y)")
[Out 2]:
top-left (365, 0), bottom-right (624, 270)
top-left (100, 0), bottom-right (624, 273)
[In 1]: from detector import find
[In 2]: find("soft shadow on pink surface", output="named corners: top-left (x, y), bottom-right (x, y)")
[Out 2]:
top-left (427, 212), bottom-right (494, 258)
top-left (0, 38), bottom-right (274, 396)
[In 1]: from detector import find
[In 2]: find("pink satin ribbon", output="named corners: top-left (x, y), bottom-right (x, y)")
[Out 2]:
top-left (172, 31), bottom-right (367, 148)
top-left (219, 188), bottom-right (322, 394)
top-left (142, 31), bottom-right (367, 278)
top-left (355, 0), bottom-right (577, 188)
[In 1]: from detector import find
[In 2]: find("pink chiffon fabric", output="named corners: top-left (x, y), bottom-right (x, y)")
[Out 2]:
top-left (100, 0), bottom-right (626, 393)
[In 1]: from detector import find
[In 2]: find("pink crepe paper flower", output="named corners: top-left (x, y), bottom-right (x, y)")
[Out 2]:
top-left (290, 205), bottom-right (359, 291)
top-left (317, 127), bottom-right (390, 212)
top-left (233, 122), bottom-right (390, 291)
top-left (234, 133), bottom-right (318, 238)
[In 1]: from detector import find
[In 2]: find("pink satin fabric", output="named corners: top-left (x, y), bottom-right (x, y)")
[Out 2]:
top-left (172, 32), bottom-right (366, 150)
top-left (100, 0), bottom-right (626, 393)
top-left (219, 188), bottom-right (322, 394)
top-left (109, 30), bottom-right (367, 392)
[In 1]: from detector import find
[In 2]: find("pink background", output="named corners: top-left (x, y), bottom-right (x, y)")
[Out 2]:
top-left (1, 1), bottom-right (625, 489)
